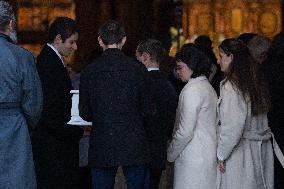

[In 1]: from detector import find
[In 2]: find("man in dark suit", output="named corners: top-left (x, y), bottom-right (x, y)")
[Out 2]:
top-left (136, 39), bottom-right (178, 189)
top-left (32, 17), bottom-right (85, 189)
top-left (79, 20), bottom-right (150, 189)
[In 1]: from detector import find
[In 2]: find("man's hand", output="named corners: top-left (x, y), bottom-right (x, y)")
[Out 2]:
top-left (82, 126), bottom-right (92, 137)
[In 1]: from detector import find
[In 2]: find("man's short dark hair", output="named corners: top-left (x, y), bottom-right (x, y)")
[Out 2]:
top-left (176, 43), bottom-right (211, 78)
top-left (98, 20), bottom-right (126, 45)
top-left (47, 17), bottom-right (78, 43)
top-left (136, 39), bottom-right (166, 64)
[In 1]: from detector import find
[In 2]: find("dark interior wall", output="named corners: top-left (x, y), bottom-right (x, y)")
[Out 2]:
top-left (75, 0), bottom-right (152, 65)
top-left (282, 1), bottom-right (284, 31)
top-left (74, 0), bottom-right (103, 65)
top-left (74, 0), bottom-right (176, 68)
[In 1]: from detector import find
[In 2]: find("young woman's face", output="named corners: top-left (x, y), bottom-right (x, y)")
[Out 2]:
top-left (218, 49), bottom-right (233, 73)
top-left (175, 60), bottom-right (193, 82)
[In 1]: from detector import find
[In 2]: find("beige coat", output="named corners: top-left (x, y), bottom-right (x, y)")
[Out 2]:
top-left (217, 80), bottom-right (274, 189)
top-left (168, 76), bottom-right (218, 189)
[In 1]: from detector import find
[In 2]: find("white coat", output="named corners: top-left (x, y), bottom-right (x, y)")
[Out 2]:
top-left (168, 76), bottom-right (218, 189)
top-left (217, 80), bottom-right (274, 189)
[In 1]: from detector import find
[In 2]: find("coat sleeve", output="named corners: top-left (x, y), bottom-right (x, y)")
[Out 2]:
top-left (79, 68), bottom-right (93, 122)
top-left (167, 87), bottom-right (202, 162)
top-left (21, 53), bottom-right (43, 129)
top-left (36, 57), bottom-right (83, 142)
top-left (163, 83), bottom-right (178, 139)
top-left (217, 83), bottom-right (248, 161)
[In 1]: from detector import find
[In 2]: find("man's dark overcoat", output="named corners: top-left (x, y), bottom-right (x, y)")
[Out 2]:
top-left (144, 70), bottom-right (178, 169)
top-left (79, 48), bottom-right (150, 167)
top-left (32, 45), bottom-right (83, 189)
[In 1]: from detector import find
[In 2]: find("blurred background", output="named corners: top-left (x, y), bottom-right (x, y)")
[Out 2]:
top-left (8, 0), bottom-right (284, 69)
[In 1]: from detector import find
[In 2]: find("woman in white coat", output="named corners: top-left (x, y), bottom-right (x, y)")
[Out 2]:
top-left (167, 44), bottom-right (218, 189)
top-left (216, 38), bottom-right (274, 189)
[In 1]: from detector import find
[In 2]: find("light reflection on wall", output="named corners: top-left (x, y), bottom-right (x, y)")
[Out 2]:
top-left (17, 0), bottom-right (75, 58)
top-left (179, 0), bottom-right (282, 52)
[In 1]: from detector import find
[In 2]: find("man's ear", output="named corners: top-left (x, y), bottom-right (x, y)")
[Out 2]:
top-left (7, 20), bottom-right (13, 32)
top-left (229, 54), bottom-right (233, 62)
top-left (98, 36), bottom-right (105, 48)
top-left (142, 52), bottom-right (150, 61)
top-left (54, 34), bottom-right (62, 45)
top-left (121, 36), bottom-right (126, 47)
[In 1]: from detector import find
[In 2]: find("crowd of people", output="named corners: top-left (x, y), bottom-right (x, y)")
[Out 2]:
top-left (0, 1), bottom-right (284, 189)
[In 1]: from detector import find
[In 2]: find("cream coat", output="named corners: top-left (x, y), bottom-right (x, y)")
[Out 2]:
top-left (168, 76), bottom-right (218, 189)
top-left (217, 80), bottom-right (274, 189)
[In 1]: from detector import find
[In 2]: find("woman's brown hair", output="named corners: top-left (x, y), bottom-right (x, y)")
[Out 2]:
top-left (219, 38), bottom-right (270, 115)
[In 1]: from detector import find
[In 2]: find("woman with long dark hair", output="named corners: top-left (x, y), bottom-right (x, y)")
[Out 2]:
top-left (167, 44), bottom-right (218, 189)
top-left (216, 38), bottom-right (274, 189)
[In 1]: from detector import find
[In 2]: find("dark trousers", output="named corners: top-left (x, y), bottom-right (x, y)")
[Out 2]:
top-left (91, 165), bottom-right (147, 189)
top-left (144, 168), bottom-right (163, 189)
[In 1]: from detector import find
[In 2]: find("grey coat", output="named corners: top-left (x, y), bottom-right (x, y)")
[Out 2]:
top-left (0, 34), bottom-right (42, 189)
top-left (217, 80), bottom-right (274, 189)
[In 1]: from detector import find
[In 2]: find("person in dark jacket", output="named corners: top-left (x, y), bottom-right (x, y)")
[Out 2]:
top-left (263, 32), bottom-right (284, 189)
top-left (136, 39), bottom-right (178, 189)
top-left (79, 20), bottom-right (150, 189)
top-left (0, 1), bottom-right (42, 188)
top-left (32, 17), bottom-right (85, 189)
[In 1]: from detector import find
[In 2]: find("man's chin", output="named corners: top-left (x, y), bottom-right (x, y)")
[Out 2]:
top-left (63, 51), bottom-right (73, 57)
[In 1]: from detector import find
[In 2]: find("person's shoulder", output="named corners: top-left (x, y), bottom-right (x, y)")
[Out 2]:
top-left (81, 56), bottom-right (104, 76)
top-left (7, 42), bottom-right (34, 58)
top-left (222, 80), bottom-right (236, 92)
top-left (37, 45), bottom-right (56, 59)
top-left (86, 56), bottom-right (105, 69)
top-left (221, 80), bottom-right (242, 97)
top-left (160, 79), bottom-right (178, 98)
top-left (126, 57), bottom-right (147, 72)
top-left (183, 79), bottom-right (206, 96)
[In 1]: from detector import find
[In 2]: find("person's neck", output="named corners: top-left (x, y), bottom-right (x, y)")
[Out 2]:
top-left (48, 43), bottom-right (64, 56)
top-left (145, 61), bottom-right (159, 69)
top-left (49, 42), bottom-right (59, 50)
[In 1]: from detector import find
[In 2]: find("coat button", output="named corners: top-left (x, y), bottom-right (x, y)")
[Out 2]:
top-left (110, 132), bottom-right (113, 136)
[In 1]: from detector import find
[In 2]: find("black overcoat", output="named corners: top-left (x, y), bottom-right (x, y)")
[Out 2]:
top-left (79, 48), bottom-right (150, 167)
top-left (144, 70), bottom-right (178, 169)
top-left (32, 45), bottom-right (83, 189)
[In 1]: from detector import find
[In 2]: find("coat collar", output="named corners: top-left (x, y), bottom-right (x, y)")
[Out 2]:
top-left (0, 33), bottom-right (14, 44)
top-left (102, 48), bottom-right (123, 56)
top-left (41, 45), bottom-right (66, 69)
top-left (46, 43), bottom-right (65, 67)
top-left (220, 78), bottom-right (227, 86)
top-left (186, 75), bottom-right (207, 86)
top-left (147, 68), bottom-right (159, 72)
